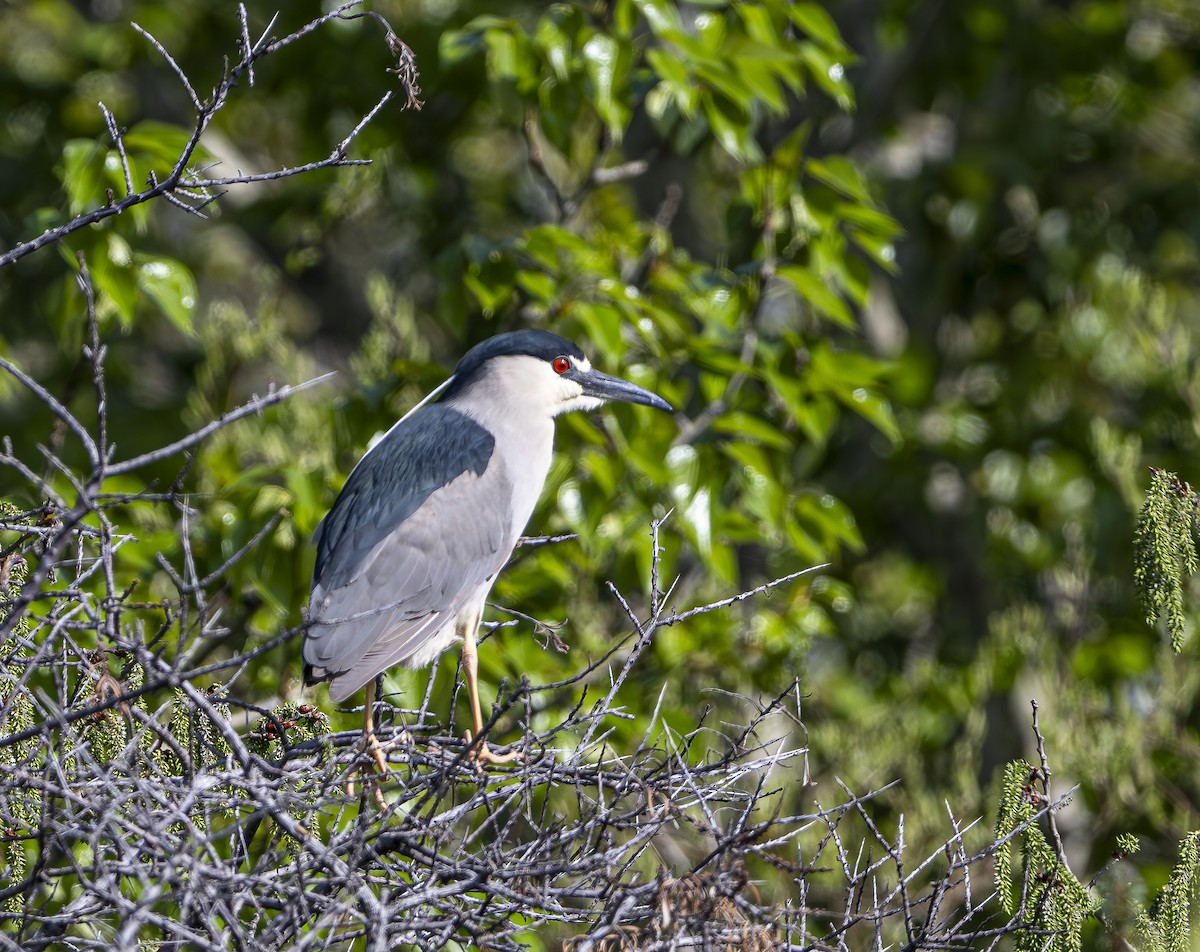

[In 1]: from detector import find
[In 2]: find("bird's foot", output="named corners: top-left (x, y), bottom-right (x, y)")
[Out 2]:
top-left (463, 729), bottom-right (523, 766)
top-left (346, 728), bottom-right (413, 809)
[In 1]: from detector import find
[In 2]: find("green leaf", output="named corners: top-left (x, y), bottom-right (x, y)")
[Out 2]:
top-left (693, 349), bottom-right (755, 376)
top-left (799, 44), bottom-right (854, 108)
top-left (703, 95), bottom-right (763, 163)
top-left (793, 393), bottom-right (839, 445)
top-left (694, 11), bottom-right (726, 52)
top-left (773, 121), bottom-right (812, 169)
top-left (839, 387), bottom-right (902, 445)
top-left (738, 5), bottom-right (780, 47)
top-left (463, 270), bottom-right (514, 317)
top-left (693, 57), bottom-right (758, 111)
top-left (795, 492), bottom-right (864, 552)
top-left (59, 139), bottom-right (106, 215)
top-left (646, 48), bottom-right (698, 116)
top-left (836, 202), bottom-right (902, 238)
top-left (123, 120), bottom-right (207, 171)
top-left (778, 265), bottom-right (855, 327)
top-left (537, 77), bottom-right (588, 159)
top-left (572, 302), bottom-right (625, 358)
top-left (439, 27), bottom-right (485, 66)
top-left (533, 12), bottom-right (573, 81)
top-left (521, 225), bottom-right (592, 270)
top-left (722, 440), bottom-right (776, 480)
top-left (736, 54), bottom-right (787, 114)
top-left (582, 33), bottom-right (629, 140)
top-left (634, 0), bottom-right (684, 38)
top-left (482, 24), bottom-right (538, 93)
top-left (612, 0), bottom-right (638, 38)
top-left (515, 269), bottom-right (557, 303)
top-left (851, 231), bottom-right (900, 273)
top-left (787, 3), bottom-right (850, 53)
top-left (712, 412), bottom-right (792, 450)
top-left (135, 254), bottom-right (197, 334)
top-left (89, 234), bottom-right (138, 330)
top-left (807, 156), bottom-right (871, 202)
top-left (807, 341), bottom-right (890, 389)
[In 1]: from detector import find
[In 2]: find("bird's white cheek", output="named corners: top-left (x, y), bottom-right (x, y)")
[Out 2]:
top-left (559, 394), bottom-right (605, 414)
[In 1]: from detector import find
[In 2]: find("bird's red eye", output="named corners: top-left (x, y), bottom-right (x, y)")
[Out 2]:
top-left (552, 356), bottom-right (571, 374)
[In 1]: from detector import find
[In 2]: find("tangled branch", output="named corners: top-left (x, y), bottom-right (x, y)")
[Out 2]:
top-left (0, 270), bottom-right (1085, 949)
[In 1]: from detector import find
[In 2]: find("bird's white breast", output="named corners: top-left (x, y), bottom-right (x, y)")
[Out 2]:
top-left (444, 357), bottom-right (563, 546)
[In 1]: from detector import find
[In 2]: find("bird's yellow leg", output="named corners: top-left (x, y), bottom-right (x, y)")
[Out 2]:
top-left (362, 678), bottom-right (390, 775)
top-left (345, 679), bottom-right (397, 809)
top-left (460, 617), bottom-right (522, 766)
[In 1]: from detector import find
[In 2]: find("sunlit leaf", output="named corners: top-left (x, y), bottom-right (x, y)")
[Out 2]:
top-left (787, 3), bottom-right (851, 54)
top-left (703, 95), bottom-right (763, 163)
top-left (838, 388), bottom-right (902, 445)
top-left (807, 156), bottom-right (871, 203)
top-left (778, 265), bottom-right (855, 328)
top-left (634, 0), bottom-right (684, 38)
top-left (712, 412), bottom-right (793, 450)
top-left (59, 139), bottom-right (106, 215)
top-left (582, 33), bottom-right (630, 139)
top-left (134, 254), bottom-right (197, 334)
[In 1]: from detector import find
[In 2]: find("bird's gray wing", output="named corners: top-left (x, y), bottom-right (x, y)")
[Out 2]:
top-left (311, 404), bottom-right (495, 590)
top-left (304, 406), bottom-right (513, 700)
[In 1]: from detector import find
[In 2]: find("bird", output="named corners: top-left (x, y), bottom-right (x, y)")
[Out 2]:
top-left (303, 329), bottom-right (672, 767)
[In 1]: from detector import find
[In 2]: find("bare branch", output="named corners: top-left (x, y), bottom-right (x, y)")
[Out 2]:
top-left (660, 563), bottom-right (829, 626)
top-left (99, 103), bottom-right (134, 198)
top-left (104, 373), bottom-right (335, 476)
top-left (0, 356), bottom-right (99, 470)
top-left (131, 21), bottom-right (203, 112)
top-left (1030, 698), bottom-right (1071, 871)
top-left (0, 1), bottom-right (417, 270)
top-left (0, 282), bottom-right (1079, 951)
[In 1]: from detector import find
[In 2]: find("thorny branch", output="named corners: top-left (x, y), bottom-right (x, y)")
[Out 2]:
top-left (0, 281), bottom-right (1080, 949)
top-left (1030, 698), bottom-right (1070, 871)
top-left (0, 15), bottom-right (1088, 926)
top-left (0, 1), bottom-right (420, 268)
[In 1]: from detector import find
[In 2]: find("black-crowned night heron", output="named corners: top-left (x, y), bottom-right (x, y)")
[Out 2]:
top-left (304, 330), bottom-right (671, 766)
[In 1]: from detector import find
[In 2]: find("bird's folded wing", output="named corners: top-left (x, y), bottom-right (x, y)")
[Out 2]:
top-left (311, 404), bottom-right (496, 591)
top-left (304, 458), bottom-right (515, 700)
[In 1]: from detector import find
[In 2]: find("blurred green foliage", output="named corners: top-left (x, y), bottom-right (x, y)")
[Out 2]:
top-left (0, 0), bottom-right (1199, 945)
top-left (823, 0), bottom-right (1200, 899)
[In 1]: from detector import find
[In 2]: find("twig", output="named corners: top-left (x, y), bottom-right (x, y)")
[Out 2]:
top-left (99, 103), bottom-right (134, 198)
top-left (660, 563), bottom-right (829, 626)
top-left (104, 373), bottom-right (335, 476)
top-left (1030, 699), bottom-right (1070, 870)
top-left (0, 357), bottom-right (99, 469)
top-left (130, 22), bottom-right (203, 112)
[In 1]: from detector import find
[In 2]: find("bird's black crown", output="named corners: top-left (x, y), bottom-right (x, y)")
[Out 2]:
top-left (442, 330), bottom-right (583, 399)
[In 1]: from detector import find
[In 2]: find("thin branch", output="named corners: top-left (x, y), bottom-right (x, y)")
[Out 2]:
top-left (130, 21), bottom-right (203, 112)
top-left (0, 1), bottom-right (415, 270)
top-left (99, 103), bottom-right (134, 198)
top-left (104, 373), bottom-right (334, 476)
top-left (238, 3), bottom-right (255, 87)
top-left (1030, 698), bottom-right (1070, 870)
top-left (659, 563), bottom-right (829, 626)
top-left (0, 357), bottom-right (99, 469)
